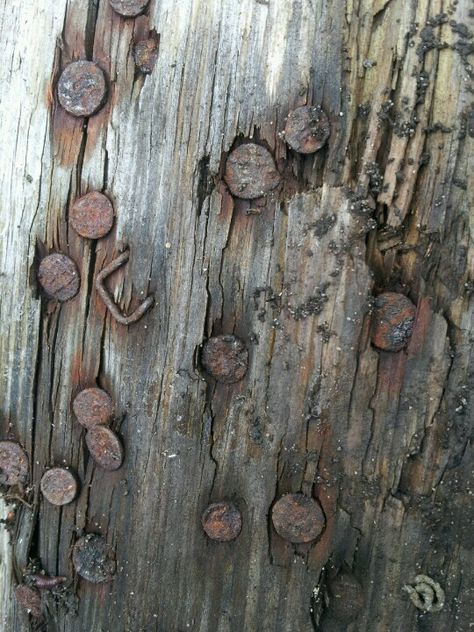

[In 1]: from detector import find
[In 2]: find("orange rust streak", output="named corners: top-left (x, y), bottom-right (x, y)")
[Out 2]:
top-left (376, 350), bottom-right (407, 395)
top-left (407, 296), bottom-right (432, 356)
top-left (133, 15), bottom-right (150, 42)
top-left (52, 108), bottom-right (84, 167)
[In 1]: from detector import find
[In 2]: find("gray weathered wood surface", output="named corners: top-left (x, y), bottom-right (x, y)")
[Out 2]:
top-left (0, 0), bottom-right (473, 630)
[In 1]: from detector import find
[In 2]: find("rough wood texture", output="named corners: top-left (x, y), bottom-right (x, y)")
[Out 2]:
top-left (0, 0), bottom-right (472, 630)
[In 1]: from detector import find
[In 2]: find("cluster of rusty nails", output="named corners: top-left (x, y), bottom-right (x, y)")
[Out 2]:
top-left (37, 192), bottom-right (155, 326)
top-left (74, 387), bottom-right (124, 471)
top-left (201, 492), bottom-right (325, 545)
top-left (10, 3), bottom-right (163, 616)
top-left (13, 0), bottom-right (422, 619)
top-left (223, 104), bottom-right (331, 201)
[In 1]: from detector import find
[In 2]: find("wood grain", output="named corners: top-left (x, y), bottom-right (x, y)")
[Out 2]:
top-left (0, 0), bottom-right (472, 630)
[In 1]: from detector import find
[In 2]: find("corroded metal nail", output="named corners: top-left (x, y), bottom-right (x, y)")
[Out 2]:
top-left (284, 105), bottom-right (330, 154)
top-left (73, 534), bottom-right (116, 583)
top-left (271, 493), bottom-right (325, 544)
top-left (27, 575), bottom-right (67, 590)
top-left (201, 502), bottom-right (242, 542)
top-left (133, 37), bottom-right (159, 73)
top-left (224, 143), bottom-right (281, 199)
top-left (95, 250), bottom-right (154, 325)
top-left (71, 192), bottom-right (114, 239)
top-left (327, 572), bottom-right (365, 623)
top-left (370, 292), bottom-right (416, 351)
top-left (40, 468), bottom-right (79, 506)
top-left (201, 335), bottom-right (248, 384)
top-left (57, 61), bottom-right (107, 117)
top-left (86, 426), bottom-right (124, 471)
top-left (15, 585), bottom-right (42, 618)
top-left (109, 0), bottom-right (149, 17)
top-left (38, 253), bottom-right (80, 302)
top-left (0, 441), bottom-right (28, 486)
top-left (72, 387), bottom-right (114, 428)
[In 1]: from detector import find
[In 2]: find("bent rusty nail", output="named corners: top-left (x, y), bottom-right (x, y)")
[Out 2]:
top-left (95, 250), bottom-right (154, 325)
top-left (28, 575), bottom-right (67, 589)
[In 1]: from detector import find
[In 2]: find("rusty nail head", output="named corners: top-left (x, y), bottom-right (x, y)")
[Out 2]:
top-left (73, 534), bottom-right (116, 583)
top-left (57, 61), bottom-right (107, 117)
top-left (71, 192), bottom-right (114, 239)
top-left (133, 38), bottom-right (159, 74)
top-left (202, 502), bottom-right (242, 542)
top-left (271, 493), bottom-right (325, 543)
top-left (284, 105), bottom-right (330, 154)
top-left (40, 468), bottom-right (79, 506)
top-left (109, 0), bottom-right (149, 17)
top-left (371, 292), bottom-right (416, 351)
top-left (86, 426), bottom-right (124, 470)
top-left (73, 387), bottom-right (114, 428)
top-left (0, 441), bottom-right (28, 486)
top-left (224, 143), bottom-right (281, 199)
top-left (201, 335), bottom-right (248, 384)
top-left (37, 254), bottom-right (80, 302)
top-left (328, 572), bottom-right (365, 623)
top-left (15, 585), bottom-right (42, 618)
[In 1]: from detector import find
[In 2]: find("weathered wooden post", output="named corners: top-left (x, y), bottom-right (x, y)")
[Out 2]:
top-left (0, 1), bottom-right (472, 630)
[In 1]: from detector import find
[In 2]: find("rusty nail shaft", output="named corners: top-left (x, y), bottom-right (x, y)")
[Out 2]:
top-left (95, 250), bottom-right (154, 325)
top-left (28, 575), bottom-right (67, 589)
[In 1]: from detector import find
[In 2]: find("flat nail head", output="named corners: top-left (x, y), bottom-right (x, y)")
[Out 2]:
top-left (57, 61), bottom-right (107, 117)
top-left (37, 254), bottom-right (80, 302)
top-left (71, 192), bottom-right (114, 239)
top-left (271, 493), bottom-right (325, 544)
top-left (73, 534), bottom-right (116, 583)
top-left (133, 38), bottom-right (159, 74)
top-left (224, 143), bottom-right (281, 199)
top-left (73, 387), bottom-right (114, 428)
top-left (109, 0), bottom-right (149, 17)
top-left (86, 426), bottom-right (124, 471)
top-left (15, 585), bottom-right (42, 618)
top-left (371, 292), bottom-right (416, 351)
top-left (40, 468), bottom-right (79, 506)
top-left (0, 441), bottom-right (29, 486)
top-left (284, 105), bottom-right (330, 154)
top-left (202, 502), bottom-right (242, 542)
top-left (201, 335), bottom-right (249, 384)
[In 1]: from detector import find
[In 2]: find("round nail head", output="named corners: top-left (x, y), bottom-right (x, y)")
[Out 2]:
top-left (71, 192), bottom-right (114, 239)
top-left (328, 572), bottom-right (365, 622)
top-left (73, 534), bottom-right (116, 583)
top-left (133, 38), bottom-right (159, 73)
top-left (371, 292), bottom-right (416, 351)
top-left (201, 335), bottom-right (248, 384)
top-left (57, 61), bottom-right (107, 117)
top-left (224, 143), bottom-right (281, 199)
top-left (38, 254), bottom-right (80, 302)
top-left (109, 0), bottom-right (149, 17)
top-left (40, 468), bottom-right (79, 506)
top-left (0, 441), bottom-right (28, 486)
top-left (271, 493), bottom-right (325, 543)
top-left (284, 105), bottom-right (330, 154)
top-left (202, 502), bottom-right (242, 542)
top-left (15, 585), bottom-right (42, 618)
top-left (73, 387), bottom-right (114, 428)
top-left (86, 426), bottom-right (123, 470)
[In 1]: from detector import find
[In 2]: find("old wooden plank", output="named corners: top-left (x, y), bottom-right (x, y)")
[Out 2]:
top-left (0, 0), bottom-right (472, 631)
